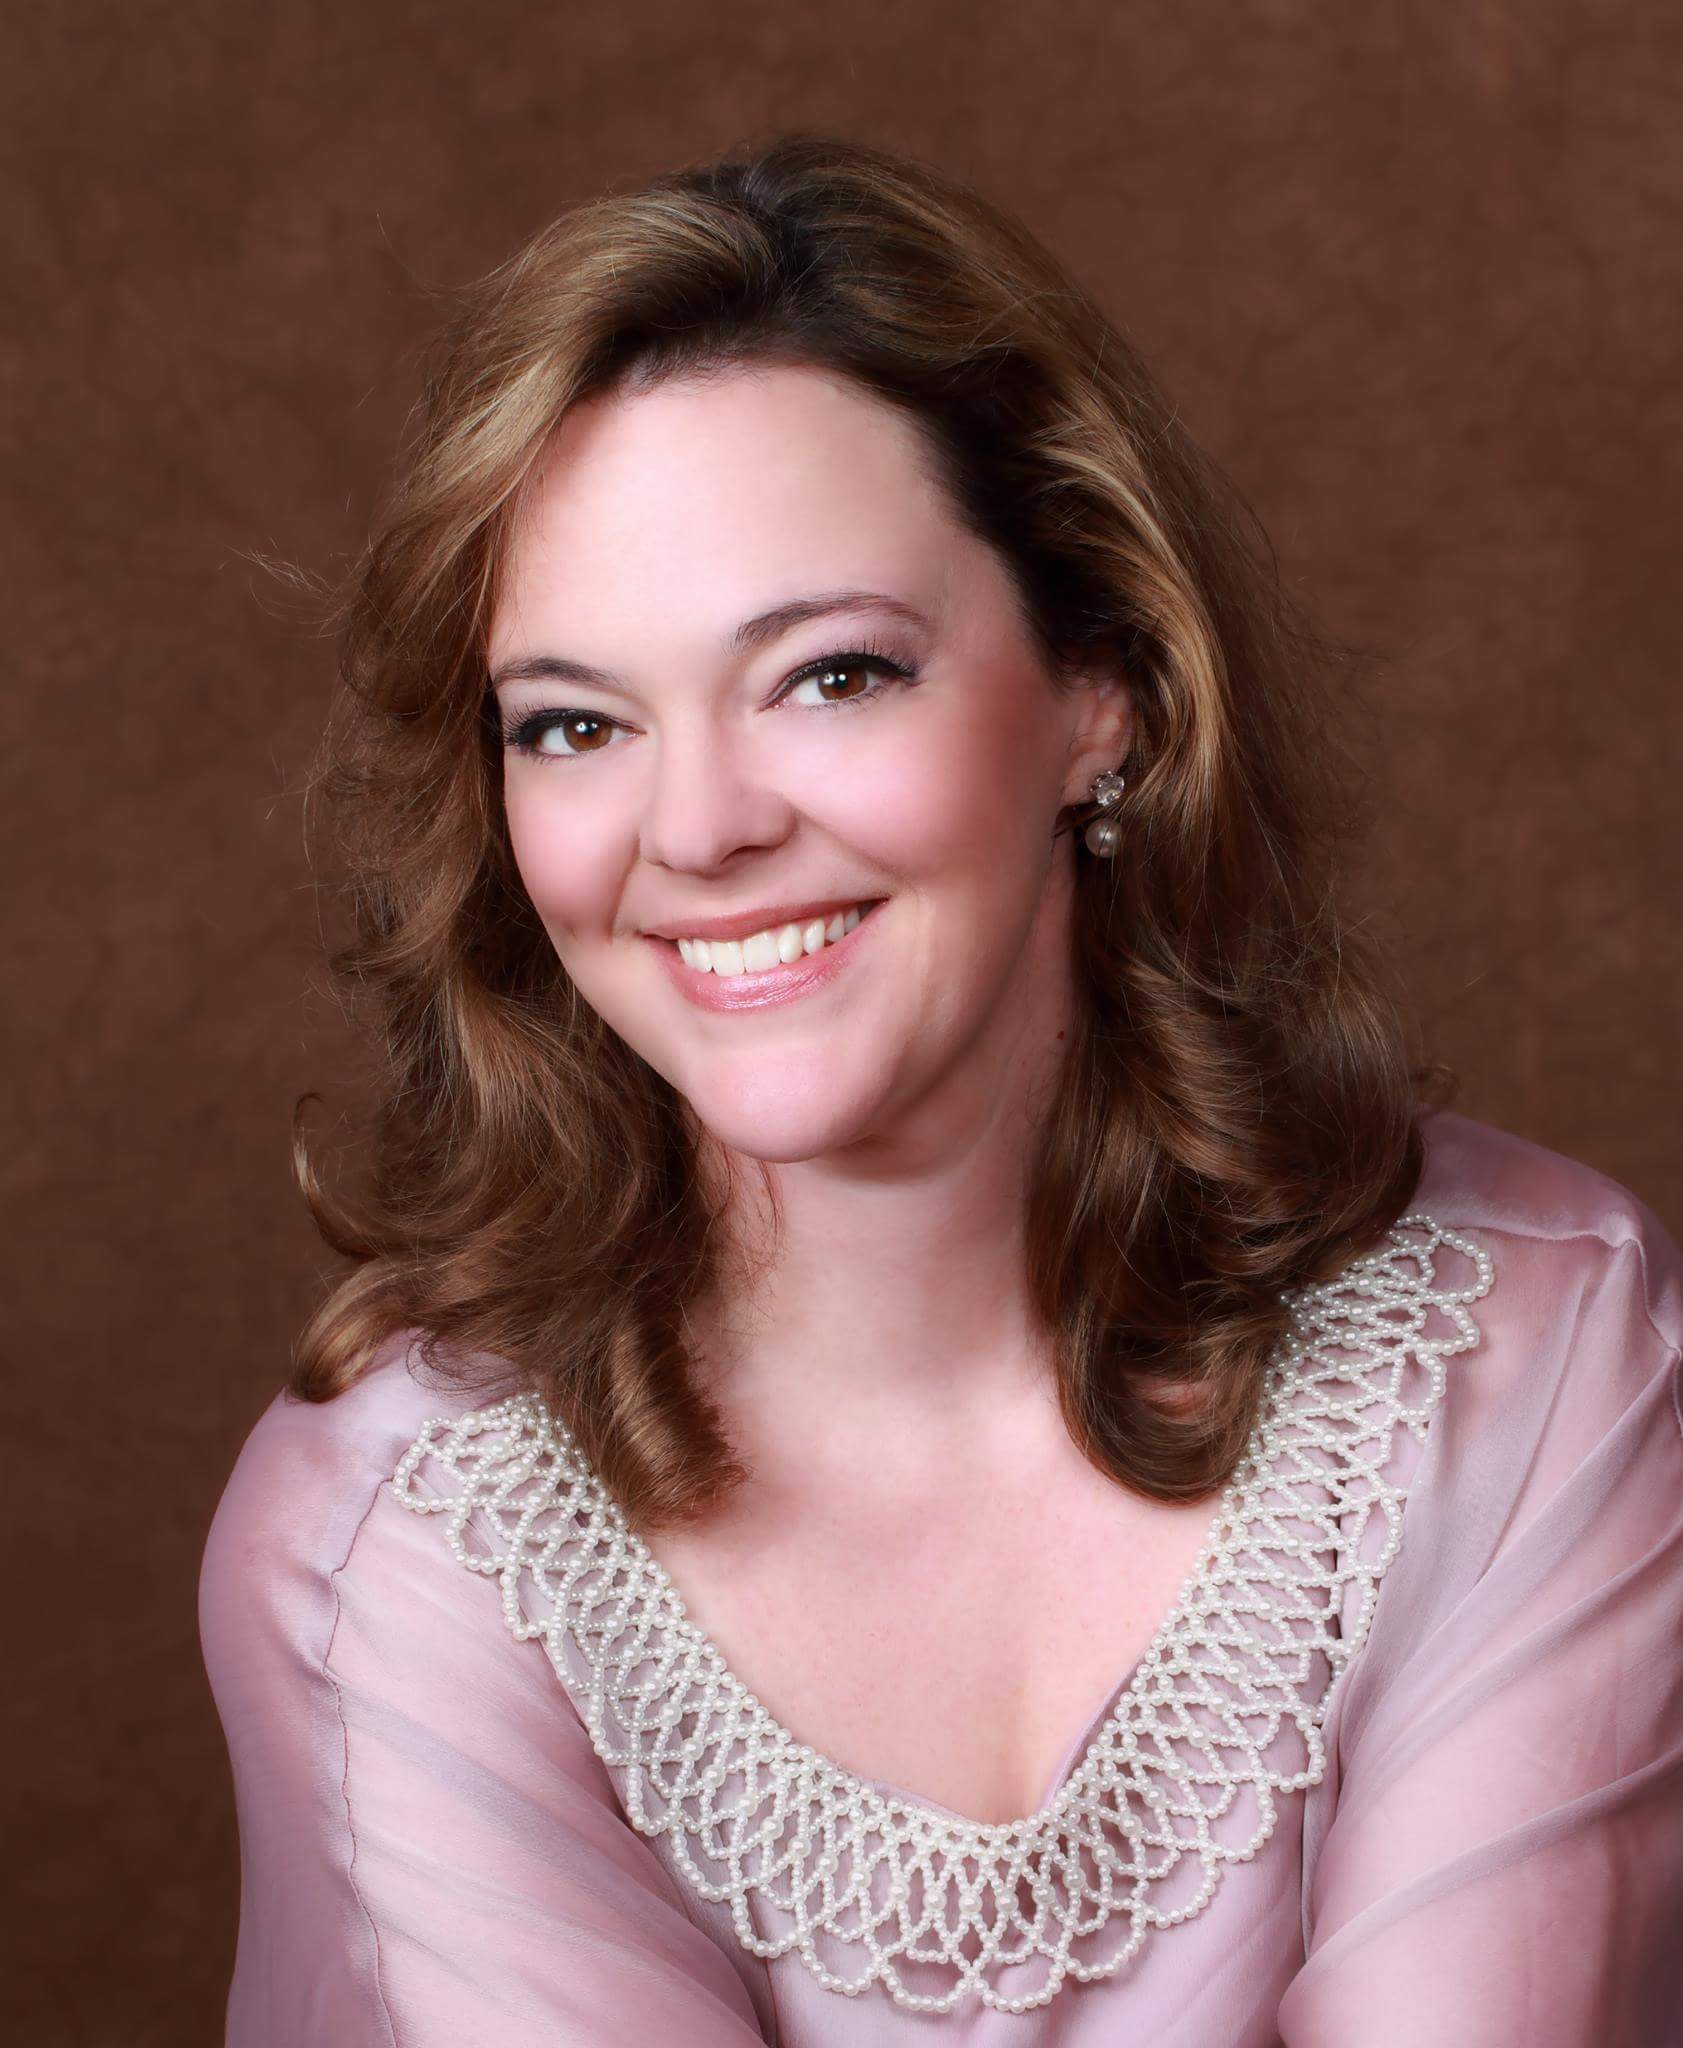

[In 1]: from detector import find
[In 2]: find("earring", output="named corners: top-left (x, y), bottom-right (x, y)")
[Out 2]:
top-left (1080, 768), bottom-right (1127, 857)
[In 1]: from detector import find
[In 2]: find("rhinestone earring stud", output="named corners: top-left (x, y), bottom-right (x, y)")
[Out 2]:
top-left (1081, 769), bottom-right (1127, 857)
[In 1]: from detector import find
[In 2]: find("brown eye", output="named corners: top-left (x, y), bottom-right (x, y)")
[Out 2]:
top-left (810, 661), bottom-right (873, 704)
top-left (502, 707), bottom-right (626, 761)
top-left (780, 650), bottom-right (915, 713)
top-left (549, 714), bottom-right (612, 755)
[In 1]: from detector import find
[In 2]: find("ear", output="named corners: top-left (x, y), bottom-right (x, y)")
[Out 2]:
top-left (1059, 661), bottom-right (1135, 811)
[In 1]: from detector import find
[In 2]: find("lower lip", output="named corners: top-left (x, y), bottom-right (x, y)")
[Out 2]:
top-left (645, 902), bottom-right (886, 1013)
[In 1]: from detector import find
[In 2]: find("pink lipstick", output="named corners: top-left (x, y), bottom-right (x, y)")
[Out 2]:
top-left (644, 900), bottom-right (885, 1013)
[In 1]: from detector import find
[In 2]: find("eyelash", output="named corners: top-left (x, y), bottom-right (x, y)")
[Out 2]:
top-left (497, 638), bottom-right (921, 764)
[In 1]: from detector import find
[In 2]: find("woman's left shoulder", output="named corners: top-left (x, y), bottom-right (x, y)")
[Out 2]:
top-left (1285, 1113), bottom-right (1683, 2044)
top-left (1410, 1108), bottom-right (1682, 1432)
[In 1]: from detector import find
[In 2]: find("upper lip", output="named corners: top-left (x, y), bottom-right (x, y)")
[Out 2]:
top-left (640, 897), bottom-right (880, 943)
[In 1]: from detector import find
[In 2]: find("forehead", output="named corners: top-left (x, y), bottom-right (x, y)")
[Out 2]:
top-left (489, 364), bottom-right (985, 652)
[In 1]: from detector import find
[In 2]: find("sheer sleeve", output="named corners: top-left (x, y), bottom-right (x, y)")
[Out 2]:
top-left (199, 1361), bottom-right (771, 2047)
top-left (1277, 1156), bottom-right (1683, 2047)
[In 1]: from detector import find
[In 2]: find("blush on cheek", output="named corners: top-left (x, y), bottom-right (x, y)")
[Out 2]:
top-left (832, 747), bottom-right (973, 871)
top-left (854, 690), bottom-right (1042, 875)
top-left (505, 804), bottom-right (615, 933)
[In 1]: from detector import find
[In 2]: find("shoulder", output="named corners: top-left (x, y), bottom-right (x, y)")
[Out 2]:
top-left (1418, 1110), bottom-right (1678, 1261)
top-left (1319, 1114), bottom-right (1683, 1774)
top-left (1408, 1110), bottom-right (1682, 1456)
top-left (198, 1332), bottom-right (519, 1687)
top-left (1416, 1110), bottom-right (1682, 1341)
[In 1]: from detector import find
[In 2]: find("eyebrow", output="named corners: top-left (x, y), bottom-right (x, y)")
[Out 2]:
top-left (487, 589), bottom-right (932, 691)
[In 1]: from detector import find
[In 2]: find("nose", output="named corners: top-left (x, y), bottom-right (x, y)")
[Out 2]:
top-left (636, 714), bottom-right (796, 876)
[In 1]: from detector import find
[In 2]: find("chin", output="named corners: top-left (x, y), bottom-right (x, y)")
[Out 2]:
top-left (673, 1069), bottom-right (893, 1166)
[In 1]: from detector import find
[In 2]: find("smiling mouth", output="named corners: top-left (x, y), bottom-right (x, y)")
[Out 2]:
top-left (668, 900), bottom-right (883, 978)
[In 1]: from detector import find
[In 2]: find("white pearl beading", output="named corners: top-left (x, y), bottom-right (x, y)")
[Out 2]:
top-left (387, 1213), bottom-right (1491, 2017)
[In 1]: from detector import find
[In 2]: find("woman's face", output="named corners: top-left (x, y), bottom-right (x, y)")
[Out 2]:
top-left (487, 362), bottom-right (1129, 1166)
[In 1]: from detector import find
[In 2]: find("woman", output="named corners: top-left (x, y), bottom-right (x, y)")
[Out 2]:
top-left (199, 133), bottom-right (1683, 2043)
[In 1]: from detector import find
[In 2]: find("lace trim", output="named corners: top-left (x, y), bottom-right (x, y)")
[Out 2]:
top-left (387, 1213), bottom-right (1491, 2016)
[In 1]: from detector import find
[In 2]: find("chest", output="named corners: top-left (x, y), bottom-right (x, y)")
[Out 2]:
top-left (643, 1444), bottom-right (1226, 1826)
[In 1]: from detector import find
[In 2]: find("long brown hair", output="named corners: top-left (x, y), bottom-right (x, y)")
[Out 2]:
top-left (290, 129), bottom-right (1435, 1526)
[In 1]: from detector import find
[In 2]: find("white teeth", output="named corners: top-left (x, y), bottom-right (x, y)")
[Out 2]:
top-left (676, 902), bottom-right (873, 976)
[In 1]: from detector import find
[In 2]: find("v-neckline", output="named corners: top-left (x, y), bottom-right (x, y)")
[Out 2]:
top-left (853, 1655), bottom-right (1166, 1827)
top-left (398, 1208), bottom-right (1492, 1832)
top-left (630, 1452), bottom-right (1248, 1832)
top-left (389, 1211), bottom-right (1494, 2016)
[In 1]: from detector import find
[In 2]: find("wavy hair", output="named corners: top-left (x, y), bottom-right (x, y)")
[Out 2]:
top-left (289, 129), bottom-right (1437, 1527)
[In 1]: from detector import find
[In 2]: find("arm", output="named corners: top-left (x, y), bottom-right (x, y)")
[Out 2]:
top-left (200, 1380), bottom-right (771, 2047)
top-left (1277, 1222), bottom-right (1683, 2047)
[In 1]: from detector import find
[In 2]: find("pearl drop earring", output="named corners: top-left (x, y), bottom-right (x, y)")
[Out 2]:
top-left (1080, 768), bottom-right (1127, 857)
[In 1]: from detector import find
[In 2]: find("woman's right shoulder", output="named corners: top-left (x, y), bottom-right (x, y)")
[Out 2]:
top-left (197, 1331), bottom-right (512, 1682)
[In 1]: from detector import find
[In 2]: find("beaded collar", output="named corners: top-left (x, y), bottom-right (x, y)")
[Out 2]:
top-left (388, 1213), bottom-right (1492, 2016)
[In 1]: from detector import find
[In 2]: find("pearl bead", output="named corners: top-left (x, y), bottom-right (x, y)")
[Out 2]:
top-left (1082, 813), bottom-right (1123, 857)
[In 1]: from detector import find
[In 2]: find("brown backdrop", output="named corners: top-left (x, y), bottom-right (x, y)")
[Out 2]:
top-left (6, 3), bottom-right (1680, 2039)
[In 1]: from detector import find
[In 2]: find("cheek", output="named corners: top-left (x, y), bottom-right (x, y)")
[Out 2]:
top-left (504, 780), bottom-right (625, 934)
top-left (828, 670), bottom-right (1061, 882)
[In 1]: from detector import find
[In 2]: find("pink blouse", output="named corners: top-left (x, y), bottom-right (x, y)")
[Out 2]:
top-left (199, 1112), bottom-right (1683, 2044)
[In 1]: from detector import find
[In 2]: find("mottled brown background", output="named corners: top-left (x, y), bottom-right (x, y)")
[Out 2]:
top-left (5, 1), bottom-right (1680, 2039)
